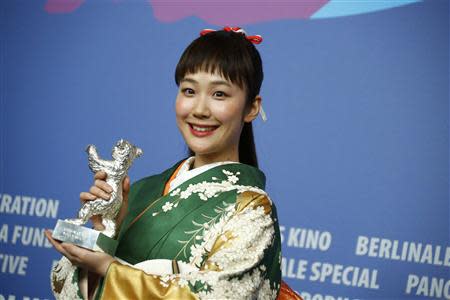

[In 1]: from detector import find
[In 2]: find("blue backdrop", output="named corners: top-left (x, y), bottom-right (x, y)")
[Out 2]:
top-left (1, 0), bottom-right (448, 299)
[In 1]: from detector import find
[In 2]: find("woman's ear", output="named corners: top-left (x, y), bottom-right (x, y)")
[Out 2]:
top-left (244, 95), bottom-right (262, 123)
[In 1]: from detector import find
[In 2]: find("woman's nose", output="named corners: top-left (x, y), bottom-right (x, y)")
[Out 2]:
top-left (192, 95), bottom-right (211, 119)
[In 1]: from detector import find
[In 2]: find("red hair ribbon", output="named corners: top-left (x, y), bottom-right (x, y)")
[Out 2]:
top-left (200, 26), bottom-right (263, 45)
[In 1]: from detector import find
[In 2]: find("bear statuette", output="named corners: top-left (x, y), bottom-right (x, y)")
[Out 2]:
top-left (52, 139), bottom-right (142, 253)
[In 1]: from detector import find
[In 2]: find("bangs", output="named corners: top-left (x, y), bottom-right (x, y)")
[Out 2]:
top-left (175, 31), bottom-right (261, 94)
top-left (176, 52), bottom-right (246, 89)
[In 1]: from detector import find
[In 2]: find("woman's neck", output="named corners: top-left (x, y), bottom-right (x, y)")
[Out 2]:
top-left (193, 151), bottom-right (239, 169)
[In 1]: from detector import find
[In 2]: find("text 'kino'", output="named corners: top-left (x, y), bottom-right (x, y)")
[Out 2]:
top-left (281, 226), bottom-right (332, 251)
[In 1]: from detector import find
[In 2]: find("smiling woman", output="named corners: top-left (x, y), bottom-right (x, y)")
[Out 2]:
top-left (47, 27), bottom-right (299, 300)
top-left (176, 71), bottom-right (260, 168)
top-left (175, 27), bottom-right (264, 168)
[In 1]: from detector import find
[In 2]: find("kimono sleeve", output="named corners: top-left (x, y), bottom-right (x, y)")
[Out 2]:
top-left (98, 190), bottom-right (282, 300)
top-left (51, 257), bottom-right (85, 300)
top-left (50, 178), bottom-right (144, 300)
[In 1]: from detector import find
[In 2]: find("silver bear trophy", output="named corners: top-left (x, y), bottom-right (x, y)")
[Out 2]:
top-left (65, 139), bottom-right (143, 238)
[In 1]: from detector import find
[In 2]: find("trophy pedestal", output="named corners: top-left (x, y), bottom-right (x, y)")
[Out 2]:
top-left (52, 220), bottom-right (118, 255)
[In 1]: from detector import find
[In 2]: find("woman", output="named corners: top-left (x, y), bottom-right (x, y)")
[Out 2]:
top-left (46, 27), bottom-right (286, 299)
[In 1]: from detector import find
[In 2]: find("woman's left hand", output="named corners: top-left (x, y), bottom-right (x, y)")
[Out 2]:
top-left (45, 230), bottom-right (116, 277)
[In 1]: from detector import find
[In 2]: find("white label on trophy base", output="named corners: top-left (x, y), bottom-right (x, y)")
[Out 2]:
top-left (52, 220), bottom-right (117, 255)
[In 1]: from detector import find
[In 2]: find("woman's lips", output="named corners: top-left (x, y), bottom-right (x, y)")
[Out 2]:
top-left (188, 123), bottom-right (219, 137)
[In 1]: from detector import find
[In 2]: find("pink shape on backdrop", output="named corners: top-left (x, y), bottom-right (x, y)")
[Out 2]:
top-left (149, 0), bottom-right (329, 25)
top-left (44, 0), bottom-right (329, 25)
top-left (45, 0), bottom-right (85, 13)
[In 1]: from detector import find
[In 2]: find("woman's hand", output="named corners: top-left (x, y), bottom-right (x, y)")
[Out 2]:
top-left (45, 230), bottom-right (116, 277)
top-left (45, 173), bottom-right (130, 275)
top-left (79, 171), bottom-right (130, 231)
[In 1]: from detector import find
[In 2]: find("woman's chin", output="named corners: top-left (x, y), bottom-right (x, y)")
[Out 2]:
top-left (188, 146), bottom-right (216, 157)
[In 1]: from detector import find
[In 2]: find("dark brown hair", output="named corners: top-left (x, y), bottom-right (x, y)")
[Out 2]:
top-left (175, 29), bottom-right (263, 167)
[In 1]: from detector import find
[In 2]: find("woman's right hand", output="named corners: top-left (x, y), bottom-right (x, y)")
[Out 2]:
top-left (79, 171), bottom-right (130, 231)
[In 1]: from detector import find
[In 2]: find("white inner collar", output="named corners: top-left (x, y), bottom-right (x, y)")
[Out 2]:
top-left (168, 157), bottom-right (238, 192)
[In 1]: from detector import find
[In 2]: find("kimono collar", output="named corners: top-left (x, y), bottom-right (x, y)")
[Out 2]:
top-left (168, 157), bottom-right (238, 192)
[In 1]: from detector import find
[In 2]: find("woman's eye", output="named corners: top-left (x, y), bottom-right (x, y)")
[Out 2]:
top-left (213, 91), bottom-right (227, 98)
top-left (182, 88), bottom-right (195, 96)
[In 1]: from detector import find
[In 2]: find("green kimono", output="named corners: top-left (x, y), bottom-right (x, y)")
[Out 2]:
top-left (51, 160), bottom-right (282, 299)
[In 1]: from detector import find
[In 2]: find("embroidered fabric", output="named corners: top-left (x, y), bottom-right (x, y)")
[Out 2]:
top-left (168, 157), bottom-right (238, 192)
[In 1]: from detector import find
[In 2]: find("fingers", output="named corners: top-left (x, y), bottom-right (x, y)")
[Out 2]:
top-left (80, 172), bottom-right (113, 202)
top-left (89, 186), bottom-right (111, 200)
top-left (45, 230), bottom-right (61, 249)
top-left (61, 243), bottom-right (85, 259)
top-left (45, 230), bottom-right (75, 261)
top-left (45, 230), bottom-right (94, 268)
top-left (94, 171), bottom-right (107, 180)
top-left (68, 245), bottom-right (115, 276)
top-left (123, 176), bottom-right (130, 192)
top-left (116, 205), bottom-right (127, 229)
top-left (58, 244), bottom-right (87, 268)
top-left (79, 192), bottom-right (96, 201)
top-left (50, 237), bottom-right (114, 276)
top-left (122, 176), bottom-right (130, 200)
top-left (91, 215), bottom-right (105, 231)
top-left (95, 179), bottom-right (113, 193)
top-left (116, 176), bottom-right (130, 229)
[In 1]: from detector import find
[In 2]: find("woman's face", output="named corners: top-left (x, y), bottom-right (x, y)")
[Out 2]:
top-left (176, 71), bottom-right (252, 163)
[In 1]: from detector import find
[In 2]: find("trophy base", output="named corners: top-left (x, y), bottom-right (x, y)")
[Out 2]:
top-left (52, 220), bottom-right (118, 255)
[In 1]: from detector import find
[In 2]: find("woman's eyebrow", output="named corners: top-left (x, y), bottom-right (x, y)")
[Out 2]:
top-left (180, 78), bottom-right (197, 84)
top-left (181, 78), bottom-right (232, 88)
top-left (210, 80), bottom-right (232, 87)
